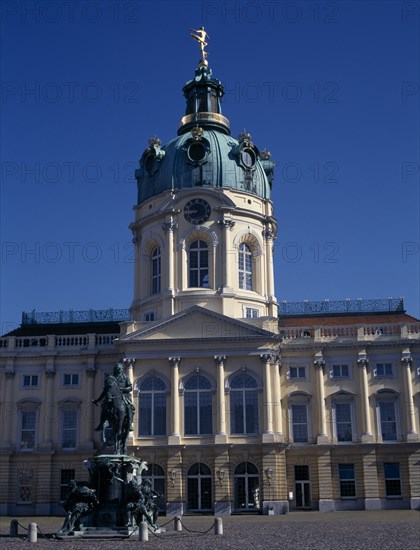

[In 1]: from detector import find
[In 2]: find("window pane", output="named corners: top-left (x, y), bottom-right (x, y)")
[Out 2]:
top-left (139, 394), bottom-right (152, 435)
top-left (380, 402), bottom-right (397, 441)
top-left (62, 410), bottom-right (77, 448)
top-left (336, 403), bottom-right (352, 442)
top-left (231, 391), bottom-right (244, 434)
top-left (292, 405), bottom-right (308, 443)
top-left (154, 393), bottom-right (166, 435)
top-left (185, 392), bottom-right (198, 435)
top-left (245, 390), bottom-right (258, 433)
top-left (199, 392), bottom-right (212, 435)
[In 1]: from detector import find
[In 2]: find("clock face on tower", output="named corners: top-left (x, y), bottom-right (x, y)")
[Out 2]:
top-left (183, 198), bottom-right (211, 224)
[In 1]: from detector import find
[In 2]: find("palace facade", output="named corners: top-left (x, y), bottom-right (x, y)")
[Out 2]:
top-left (1, 48), bottom-right (419, 516)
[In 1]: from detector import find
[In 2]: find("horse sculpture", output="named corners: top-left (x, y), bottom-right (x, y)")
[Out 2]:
top-left (93, 372), bottom-right (131, 455)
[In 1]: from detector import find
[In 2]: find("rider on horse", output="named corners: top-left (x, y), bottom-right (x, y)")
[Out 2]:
top-left (93, 362), bottom-right (135, 432)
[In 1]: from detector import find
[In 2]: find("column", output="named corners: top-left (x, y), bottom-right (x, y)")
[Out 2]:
top-left (272, 356), bottom-right (283, 440)
top-left (314, 354), bottom-right (328, 444)
top-left (401, 352), bottom-right (418, 441)
top-left (214, 355), bottom-right (227, 443)
top-left (41, 368), bottom-right (55, 449)
top-left (83, 364), bottom-right (96, 450)
top-left (168, 357), bottom-right (181, 445)
top-left (131, 230), bottom-right (142, 304)
top-left (357, 351), bottom-right (373, 443)
top-left (1, 370), bottom-right (15, 447)
top-left (163, 218), bottom-right (177, 316)
top-left (220, 219), bottom-right (235, 292)
top-left (261, 354), bottom-right (274, 442)
top-left (263, 225), bottom-right (275, 298)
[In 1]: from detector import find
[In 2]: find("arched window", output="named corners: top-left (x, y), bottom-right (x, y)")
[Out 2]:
top-left (187, 463), bottom-right (212, 512)
top-left (234, 462), bottom-right (259, 511)
top-left (138, 376), bottom-right (166, 436)
top-left (376, 389), bottom-right (400, 442)
top-left (184, 374), bottom-right (212, 435)
top-left (238, 243), bottom-right (252, 290)
top-left (151, 247), bottom-right (161, 294)
top-left (230, 373), bottom-right (259, 434)
top-left (188, 240), bottom-right (209, 288)
top-left (142, 463), bottom-right (166, 512)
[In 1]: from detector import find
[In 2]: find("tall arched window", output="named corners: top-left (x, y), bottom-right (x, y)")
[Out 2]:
top-left (138, 376), bottom-right (166, 436)
top-left (187, 463), bottom-right (212, 512)
top-left (142, 463), bottom-right (166, 512)
top-left (184, 374), bottom-right (212, 435)
top-left (230, 373), bottom-right (259, 434)
top-left (234, 462), bottom-right (259, 511)
top-left (238, 243), bottom-right (252, 290)
top-left (188, 240), bottom-right (209, 288)
top-left (151, 247), bottom-right (161, 294)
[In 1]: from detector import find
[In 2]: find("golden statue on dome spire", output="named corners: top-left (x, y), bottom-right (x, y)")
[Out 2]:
top-left (190, 26), bottom-right (209, 66)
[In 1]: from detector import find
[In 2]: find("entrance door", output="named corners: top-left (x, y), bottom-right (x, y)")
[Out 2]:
top-left (187, 463), bottom-right (212, 512)
top-left (234, 462), bottom-right (260, 511)
top-left (294, 465), bottom-right (311, 509)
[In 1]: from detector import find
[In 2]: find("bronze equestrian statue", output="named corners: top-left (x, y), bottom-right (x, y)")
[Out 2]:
top-left (92, 362), bottom-right (135, 455)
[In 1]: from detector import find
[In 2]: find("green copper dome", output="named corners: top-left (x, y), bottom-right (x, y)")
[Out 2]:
top-left (135, 65), bottom-right (274, 204)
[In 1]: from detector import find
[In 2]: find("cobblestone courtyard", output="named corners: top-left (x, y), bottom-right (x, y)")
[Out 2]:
top-left (0, 510), bottom-right (419, 549)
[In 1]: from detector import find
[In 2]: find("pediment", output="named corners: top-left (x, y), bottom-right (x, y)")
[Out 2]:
top-left (119, 306), bottom-right (276, 343)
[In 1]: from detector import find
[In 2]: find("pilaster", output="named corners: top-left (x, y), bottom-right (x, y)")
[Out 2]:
top-left (168, 357), bottom-right (181, 445)
top-left (362, 447), bottom-right (381, 510)
top-left (214, 355), bottom-right (227, 443)
top-left (401, 350), bottom-right (418, 441)
top-left (317, 448), bottom-right (334, 512)
top-left (260, 353), bottom-right (274, 442)
top-left (314, 353), bottom-right (328, 444)
top-left (357, 351), bottom-right (374, 443)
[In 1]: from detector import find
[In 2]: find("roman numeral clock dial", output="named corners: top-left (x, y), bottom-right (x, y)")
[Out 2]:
top-left (183, 198), bottom-right (211, 224)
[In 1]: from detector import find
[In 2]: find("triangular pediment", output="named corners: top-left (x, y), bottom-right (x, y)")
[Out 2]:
top-left (119, 306), bottom-right (276, 343)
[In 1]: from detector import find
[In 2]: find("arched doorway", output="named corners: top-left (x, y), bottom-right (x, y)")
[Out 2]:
top-left (187, 463), bottom-right (212, 512)
top-left (141, 463), bottom-right (166, 512)
top-left (234, 462), bottom-right (260, 511)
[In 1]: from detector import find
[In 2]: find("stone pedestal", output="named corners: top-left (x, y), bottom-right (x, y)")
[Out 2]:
top-left (57, 454), bottom-right (146, 538)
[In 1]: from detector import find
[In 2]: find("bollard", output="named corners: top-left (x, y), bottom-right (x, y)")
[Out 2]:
top-left (28, 522), bottom-right (37, 543)
top-left (139, 520), bottom-right (148, 541)
top-left (10, 519), bottom-right (18, 537)
top-left (214, 516), bottom-right (223, 535)
top-left (174, 515), bottom-right (182, 532)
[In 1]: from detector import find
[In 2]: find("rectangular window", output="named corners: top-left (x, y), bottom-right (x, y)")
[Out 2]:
top-left (62, 410), bottom-right (77, 449)
top-left (60, 469), bottom-right (75, 501)
top-left (339, 464), bottom-right (356, 497)
top-left (384, 463), bottom-right (401, 497)
top-left (291, 404), bottom-right (308, 442)
top-left (144, 312), bottom-right (155, 322)
top-left (245, 308), bottom-right (259, 318)
top-left (379, 402), bottom-right (397, 441)
top-left (23, 374), bottom-right (39, 388)
top-left (290, 367), bottom-right (306, 379)
top-left (63, 373), bottom-right (79, 386)
top-left (376, 363), bottom-right (393, 377)
top-left (20, 411), bottom-right (36, 449)
top-left (335, 403), bottom-right (353, 442)
top-left (332, 364), bottom-right (349, 378)
top-left (17, 469), bottom-right (33, 503)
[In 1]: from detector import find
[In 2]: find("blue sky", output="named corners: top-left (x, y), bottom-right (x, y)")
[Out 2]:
top-left (1, 0), bottom-right (419, 331)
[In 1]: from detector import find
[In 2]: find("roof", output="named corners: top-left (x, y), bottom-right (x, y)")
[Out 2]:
top-left (2, 321), bottom-right (121, 337)
top-left (279, 311), bottom-right (419, 327)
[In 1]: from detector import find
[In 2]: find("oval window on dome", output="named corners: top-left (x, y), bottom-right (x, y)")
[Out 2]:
top-left (241, 148), bottom-right (256, 169)
top-left (187, 142), bottom-right (207, 163)
top-left (145, 153), bottom-right (156, 175)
